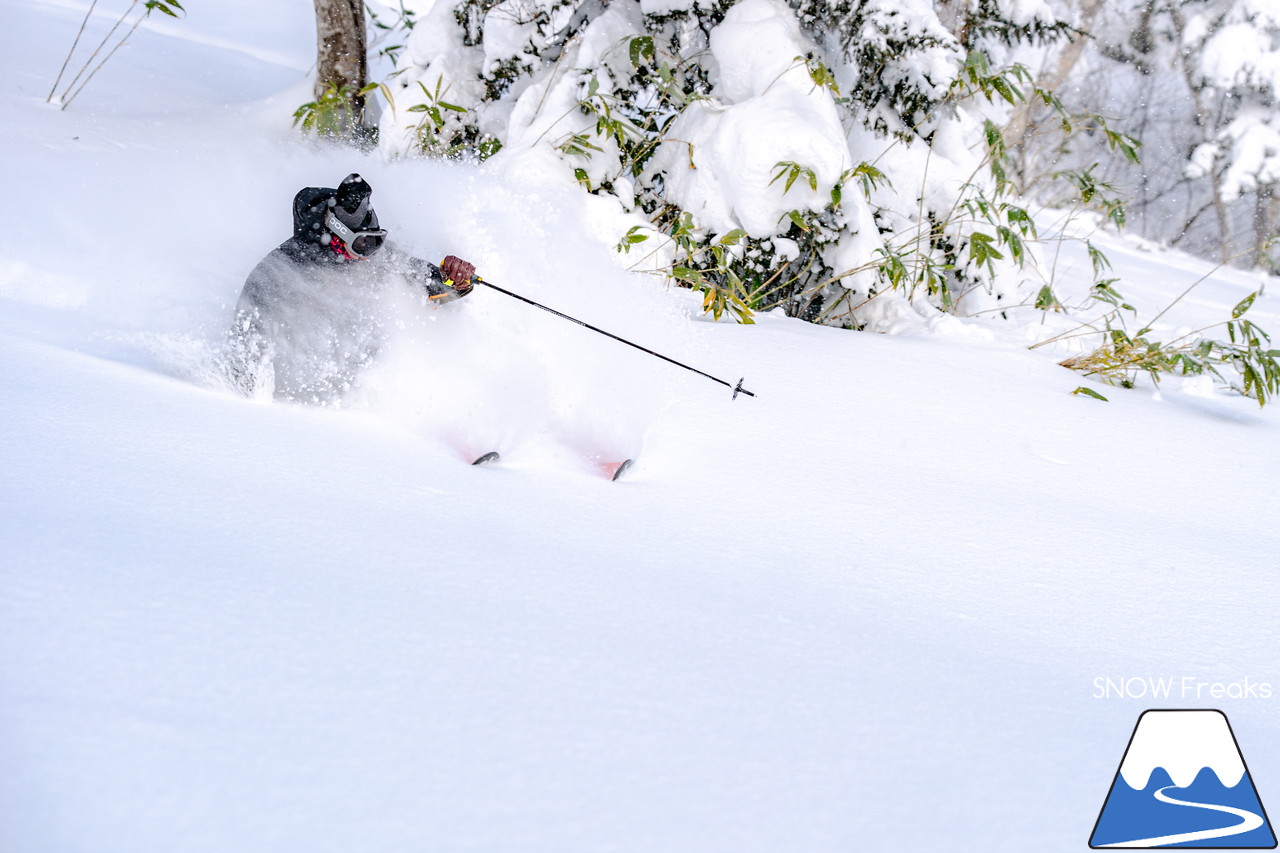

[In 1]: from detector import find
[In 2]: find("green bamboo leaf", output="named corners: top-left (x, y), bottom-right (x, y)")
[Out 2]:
top-left (991, 78), bottom-right (1017, 104)
top-left (629, 36), bottom-right (655, 68)
top-left (378, 82), bottom-right (396, 115)
top-left (146, 0), bottom-right (183, 16)
top-left (1072, 386), bottom-right (1109, 401)
top-left (1232, 292), bottom-right (1258, 319)
top-left (1035, 284), bottom-right (1057, 310)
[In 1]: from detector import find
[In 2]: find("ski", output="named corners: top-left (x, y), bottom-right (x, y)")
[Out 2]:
top-left (600, 458), bottom-right (634, 481)
top-left (462, 448), bottom-right (632, 479)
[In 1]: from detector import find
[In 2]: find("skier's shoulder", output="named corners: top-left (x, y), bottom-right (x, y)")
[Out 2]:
top-left (239, 239), bottom-right (320, 305)
top-left (247, 239), bottom-right (312, 272)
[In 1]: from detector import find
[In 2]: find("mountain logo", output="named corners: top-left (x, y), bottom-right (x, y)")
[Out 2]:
top-left (1090, 709), bottom-right (1276, 848)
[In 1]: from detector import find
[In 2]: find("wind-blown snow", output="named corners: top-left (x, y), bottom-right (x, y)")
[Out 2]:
top-left (3, 2), bottom-right (1280, 852)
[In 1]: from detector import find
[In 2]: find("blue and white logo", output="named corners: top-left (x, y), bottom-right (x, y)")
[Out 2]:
top-left (1090, 709), bottom-right (1276, 848)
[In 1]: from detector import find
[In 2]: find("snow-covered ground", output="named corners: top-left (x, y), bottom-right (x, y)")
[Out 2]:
top-left (3, 1), bottom-right (1279, 851)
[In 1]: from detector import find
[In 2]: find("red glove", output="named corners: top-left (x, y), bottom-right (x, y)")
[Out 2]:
top-left (441, 255), bottom-right (476, 296)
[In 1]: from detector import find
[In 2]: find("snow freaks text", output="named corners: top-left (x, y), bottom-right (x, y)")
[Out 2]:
top-left (1093, 676), bottom-right (1273, 701)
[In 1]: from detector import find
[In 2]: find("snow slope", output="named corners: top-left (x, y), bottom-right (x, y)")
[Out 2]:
top-left (3, 2), bottom-right (1280, 851)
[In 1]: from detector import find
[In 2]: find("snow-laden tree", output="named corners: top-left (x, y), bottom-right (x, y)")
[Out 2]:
top-left (374, 0), bottom-right (1120, 329)
top-left (1178, 0), bottom-right (1280, 270)
top-left (1019, 0), bottom-right (1279, 273)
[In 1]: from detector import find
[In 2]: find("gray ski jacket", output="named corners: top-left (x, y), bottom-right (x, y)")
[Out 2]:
top-left (228, 237), bottom-right (465, 401)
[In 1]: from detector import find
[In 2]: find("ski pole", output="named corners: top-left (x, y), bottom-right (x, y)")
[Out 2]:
top-left (475, 278), bottom-right (755, 399)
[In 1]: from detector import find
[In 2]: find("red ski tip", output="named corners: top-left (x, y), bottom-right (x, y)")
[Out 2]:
top-left (598, 459), bottom-right (634, 481)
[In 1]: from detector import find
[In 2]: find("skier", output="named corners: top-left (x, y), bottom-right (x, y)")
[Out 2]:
top-left (227, 172), bottom-right (477, 401)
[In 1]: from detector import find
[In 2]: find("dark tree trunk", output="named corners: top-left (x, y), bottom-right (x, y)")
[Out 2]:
top-left (313, 0), bottom-right (368, 139)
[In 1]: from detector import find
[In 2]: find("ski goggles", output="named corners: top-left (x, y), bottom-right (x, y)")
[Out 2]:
top-left (325, 210), bottom-right (387, 258)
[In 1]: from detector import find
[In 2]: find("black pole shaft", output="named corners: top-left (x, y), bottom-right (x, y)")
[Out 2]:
top-left (475, 279), bottom-right (754, 398)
